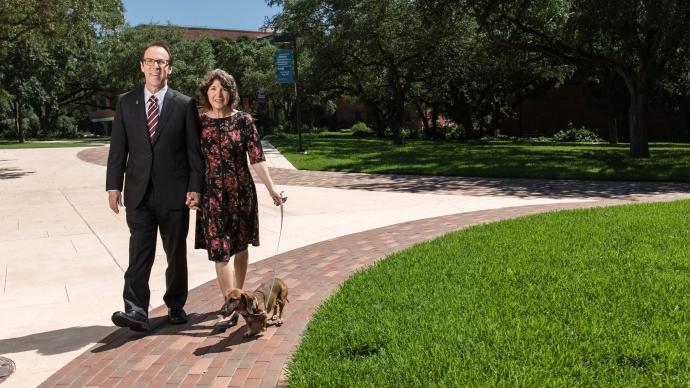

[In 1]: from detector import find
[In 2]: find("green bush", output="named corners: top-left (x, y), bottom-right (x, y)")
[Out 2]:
top-left (401, 127), bottom-right (421, 139)
top-left (553, 123), bottom-right (603, 143)
top-left (55, 115), bottom-right (79, 138)
top-left (351, 121), bottom-right (374, 138)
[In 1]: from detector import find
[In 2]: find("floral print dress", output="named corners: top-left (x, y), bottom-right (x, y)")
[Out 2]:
top-left (194, 111), bottom-right (266, 261)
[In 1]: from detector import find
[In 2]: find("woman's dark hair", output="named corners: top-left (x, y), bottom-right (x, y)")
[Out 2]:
top-left (140, 41), bottom-right (173, 66)
top-left (199, 69), bottom-right (240, 110)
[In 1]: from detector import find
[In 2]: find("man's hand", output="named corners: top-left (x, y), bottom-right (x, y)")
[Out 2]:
top-left (186, 192), bottom-right (201, 211)
top-left (108, 191), bottom-right (122, 214)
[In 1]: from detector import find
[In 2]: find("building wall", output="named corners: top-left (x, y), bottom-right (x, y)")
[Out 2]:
top-left (501, 79), bottom-right (690, 141)
top-left (183, 27), bottom-right (271, 40)
top-left (335, 97), bottom-right (370, 128)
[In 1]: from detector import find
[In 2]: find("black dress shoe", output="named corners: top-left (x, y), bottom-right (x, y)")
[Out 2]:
top-left (168, 308), bottom-right (188, 324)
top-left (111, 311), bottom-right (150, 331)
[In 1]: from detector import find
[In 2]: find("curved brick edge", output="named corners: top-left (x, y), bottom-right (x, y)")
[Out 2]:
top-left (39, 195), bottom-right (690, 388)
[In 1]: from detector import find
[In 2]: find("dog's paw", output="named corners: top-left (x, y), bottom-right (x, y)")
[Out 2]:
top-left (275, 318), bottom-right (283, 326)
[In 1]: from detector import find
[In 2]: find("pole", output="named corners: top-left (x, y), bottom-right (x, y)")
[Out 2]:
top-left (293, 39), bottom-right (303, 152)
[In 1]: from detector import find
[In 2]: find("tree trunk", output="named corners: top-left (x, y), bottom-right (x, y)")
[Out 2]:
top-left (14, 102), bottom-right (26, 143)
top-left (627, 86), bottom-right (650, 157)
top-left (431, 107), bottom-right (439, 139)
top-left (618, 69), bottom-right (650, 157)
top-left (603, 72), bottom-right (619, 145)
top-left (368, 104), bottom-right (386, 137)
top-left (40, 103), bottom-right (56, 137)
top-left (415, 101), bottom-right (430, 138)
top-left (448, 92), bottom-right (474, 135)
top-left (390, 118), bottom-right (403, 145)
top-left (607, 113), bottom-right (618, 145)
top-left (390, 103), bottom-right (404, 145)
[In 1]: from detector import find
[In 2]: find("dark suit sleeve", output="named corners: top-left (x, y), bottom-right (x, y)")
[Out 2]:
top-left (185, 98), bottom-right (203, 193)
top-left (106, 96), bottom-right (128, 191)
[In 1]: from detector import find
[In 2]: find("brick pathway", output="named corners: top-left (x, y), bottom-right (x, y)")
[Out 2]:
top-left (38, 147), bottom-right (690, 387)
top-left (77, 146), bottom-right (690, 198)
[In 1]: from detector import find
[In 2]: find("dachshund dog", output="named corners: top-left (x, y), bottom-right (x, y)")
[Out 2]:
top-left (220, 278), bottom-right (289, 337)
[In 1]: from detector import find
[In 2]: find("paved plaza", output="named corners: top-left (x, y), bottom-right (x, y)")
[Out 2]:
top-left (1, 144), bottom-right (689, 387)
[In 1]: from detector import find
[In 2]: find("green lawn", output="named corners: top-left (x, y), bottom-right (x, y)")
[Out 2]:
top-left (0, 138), bottom-right (109, 149)
top-left (286, 200), bottom-right (690, 386)
top-left (267, 133), bottom-right (690, 181)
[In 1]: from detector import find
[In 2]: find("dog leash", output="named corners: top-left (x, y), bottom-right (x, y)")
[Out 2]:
top-left (276, 190), bottom-right (287, 254)
top-left (264, 190), bottom-right (287, 310)
top-left (220, 191), bottom-right (287, 321)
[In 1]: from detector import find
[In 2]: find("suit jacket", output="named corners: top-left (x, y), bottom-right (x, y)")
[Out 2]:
top-left (106, 86), bottom-right (203, 210)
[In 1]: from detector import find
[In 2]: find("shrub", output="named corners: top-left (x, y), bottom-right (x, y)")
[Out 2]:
top-left (55, 115), bottom-right (79, 138)
top-left (351, 121), bottom-right (374, 138)
top-left (553, 123), bottom-right (603, 143)
top-left (401, 127), bottom-right (421, 139)
top-left (510, 136), bottom-right (553, 143)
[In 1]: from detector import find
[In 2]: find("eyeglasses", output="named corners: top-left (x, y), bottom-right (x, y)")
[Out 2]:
top-left (142, 58), bottom-right (170, 67)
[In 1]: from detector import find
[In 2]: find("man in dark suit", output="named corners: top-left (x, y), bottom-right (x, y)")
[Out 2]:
top-left (106, 41), bottom-right (203, 331)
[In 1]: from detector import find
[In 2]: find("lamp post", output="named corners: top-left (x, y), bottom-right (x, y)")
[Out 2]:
top-left (274, 33), bottom-right (304, 152)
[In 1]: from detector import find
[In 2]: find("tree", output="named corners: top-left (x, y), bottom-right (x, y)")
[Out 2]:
top-left (0, 40), bottom-right (50, 141)
top-left (269, 0), bottom-right (450, 145)
top-left (415, 5), bottom-right (571, 139)
top-left (467, 0), bottom-right (690, 157)
top-left (0, 0), bottom-right (124, 46)
top-left (101, 25), bottom-right (215, 103)
top-left (0, 0), bottom-right (124, 139)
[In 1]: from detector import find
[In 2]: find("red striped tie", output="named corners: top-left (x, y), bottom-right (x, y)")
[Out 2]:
top-left (147, 95), bottom-right (159, 141)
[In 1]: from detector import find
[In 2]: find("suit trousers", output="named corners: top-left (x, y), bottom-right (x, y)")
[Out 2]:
top-left (123, 181), bottom-right (189, 317)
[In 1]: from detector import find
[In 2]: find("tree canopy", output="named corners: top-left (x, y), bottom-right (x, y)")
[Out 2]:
top-left (467, 0), bottom-right (690, 156)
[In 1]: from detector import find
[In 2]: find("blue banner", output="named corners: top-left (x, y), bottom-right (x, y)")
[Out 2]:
top-left (275, 49), bottom-right (294, 84)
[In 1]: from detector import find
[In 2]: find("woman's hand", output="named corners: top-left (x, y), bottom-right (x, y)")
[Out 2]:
top-left (251, 161), bottom-right (283, 206)
top-left (269, 188), bottom-right (284, 206)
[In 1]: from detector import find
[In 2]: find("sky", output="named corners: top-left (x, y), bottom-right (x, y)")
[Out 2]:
top-left (121, 0), bottom-right (282, 31)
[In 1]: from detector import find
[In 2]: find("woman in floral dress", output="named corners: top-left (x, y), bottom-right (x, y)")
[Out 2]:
top-left (194, 69), bottom-right (282, 328)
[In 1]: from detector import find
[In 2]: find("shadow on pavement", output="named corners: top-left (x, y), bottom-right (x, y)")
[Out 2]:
top-left (270, 169), bottom-right (690, 199)
top-left (90, 313), bottom-right (242, 354)
top-left (0, 167), bottom-right (34, 180)
top-left (0, 326), bottom-right (113, 356)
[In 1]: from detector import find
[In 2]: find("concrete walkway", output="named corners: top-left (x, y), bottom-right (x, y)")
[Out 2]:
top-left (0, 144), bottom-right (689, 387)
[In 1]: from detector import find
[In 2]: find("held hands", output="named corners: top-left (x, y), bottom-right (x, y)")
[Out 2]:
top-left (186, 192), bottom-right (201, 210)
top-left (108, 191), bottom-right (122, 214)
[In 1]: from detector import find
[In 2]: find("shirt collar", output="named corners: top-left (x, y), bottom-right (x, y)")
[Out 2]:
top-left (144, 85), bottom-right (168, 105)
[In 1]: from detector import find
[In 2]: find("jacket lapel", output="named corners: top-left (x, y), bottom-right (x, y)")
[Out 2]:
top-left (133, 87), bottom-right (151, 146)
top-left (152, 88), bottom-right (176, 147)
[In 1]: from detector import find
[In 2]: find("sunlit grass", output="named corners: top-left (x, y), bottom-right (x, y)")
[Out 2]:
top-left (267, 134), bottom-right (690, 181)
top-left (0, 138), bottom-right (108, 149)
top-left (287, 200), bottom-right (690, 386)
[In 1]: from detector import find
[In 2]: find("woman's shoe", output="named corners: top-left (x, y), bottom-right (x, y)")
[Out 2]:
top-left (216, 311), bottom-right (239, 332)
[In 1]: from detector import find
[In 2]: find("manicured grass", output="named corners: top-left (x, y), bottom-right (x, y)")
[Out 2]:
top-left (286, 200), bottom-right (690, 386)
top-left (0, 138), bottom-right (109, 149)
top-left (266, 134), bottom-right (690, 181)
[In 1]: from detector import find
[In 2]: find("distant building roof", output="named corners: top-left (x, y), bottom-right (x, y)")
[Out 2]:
top-left (183, 26), bottom-right (272, 40)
